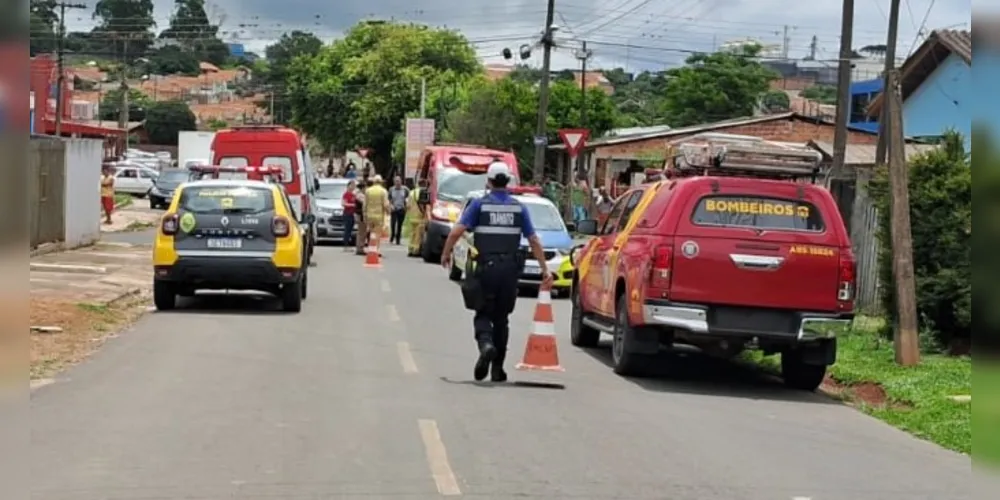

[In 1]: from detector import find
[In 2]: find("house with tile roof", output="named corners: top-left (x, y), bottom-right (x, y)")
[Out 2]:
top-left (867, 30), bottom-right (971, 145)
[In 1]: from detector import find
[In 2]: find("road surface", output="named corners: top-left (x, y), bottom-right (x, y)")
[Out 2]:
top-left (31, 244), bottom-right (970, 500)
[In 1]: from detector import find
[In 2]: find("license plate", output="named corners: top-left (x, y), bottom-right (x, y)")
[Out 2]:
top-left (523, 264), bottom-right (540, 275)
top-left (207, 238), bottom-right (242, 249)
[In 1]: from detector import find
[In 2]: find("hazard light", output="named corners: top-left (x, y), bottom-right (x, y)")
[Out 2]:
top-left (447, 155), bottom-right (494, 173)
top-left (670, 134), bottom-right (822, 180)
top-left (188, 165), bottom-right (286, 181)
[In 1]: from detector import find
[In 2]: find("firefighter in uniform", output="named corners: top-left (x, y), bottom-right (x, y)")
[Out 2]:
top-left (441, 162), bottom-right (553, 382)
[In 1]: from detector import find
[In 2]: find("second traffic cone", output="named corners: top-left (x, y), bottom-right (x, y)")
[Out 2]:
top-left (364, 238), bottom-right (382, 268)
top-left (516, 283), bottom-right (564, 372)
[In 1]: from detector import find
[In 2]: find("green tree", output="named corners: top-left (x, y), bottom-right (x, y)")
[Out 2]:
top-left (264, 30), bottom-right (323, 84)
top-left (287, 21), bottom-right (480, 173)
top-left (609, 70), bottom-right (670, 127)
top-left (443, 77), bottom-right (537, 172)
top-left (159, 0), bottom-right (229, 66)
top-left (99, 87), bottom-right (151, 122)
top-left (92, 0), bottom-right (156, 62)
top-left (148, 44), bottom-right (200, 75)
top-left (762, 90), bottom-right (791, 112)
top-left (508, 64), bottom-right (543, 84)
top-left (801, 84), bottom-right (838, 105)
top-left (661, 44), bottom-right (777, 126)
top-left (30, 0), bottom-right (58, 56)
top-left (144, 100), bottom-right (197, 145)
top-left (868, 131), bottom-right (971, 351)
top-left (546, 79), bottom-right (616, 139)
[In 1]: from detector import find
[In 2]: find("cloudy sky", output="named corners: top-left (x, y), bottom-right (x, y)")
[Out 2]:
top-left (65, 0), bottom-right (970, 71)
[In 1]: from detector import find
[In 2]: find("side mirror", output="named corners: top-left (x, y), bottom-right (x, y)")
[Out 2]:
top-left (303, 213), bottom-right (316, 225)
top-left (575, 219), bottom-right (598, 235)
top-left (565, 221), bottom-right (576, 232)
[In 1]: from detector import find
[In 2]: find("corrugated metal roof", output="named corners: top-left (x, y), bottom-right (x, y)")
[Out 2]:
top-left (809, 141), bottom-right (939, 165)
top-left (936, 30), bottom-right (971, 65)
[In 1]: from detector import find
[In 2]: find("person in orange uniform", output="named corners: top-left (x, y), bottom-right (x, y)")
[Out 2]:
top-left (364, 174), bottom-right (391, 253)
top-left (100, 165), bottom-right (115, 224)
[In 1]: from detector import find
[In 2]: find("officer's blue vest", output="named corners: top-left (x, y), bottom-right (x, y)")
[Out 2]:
top-left (474, 194), bottom-right (524, 255)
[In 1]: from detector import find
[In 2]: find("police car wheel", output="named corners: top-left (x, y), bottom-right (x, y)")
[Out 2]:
top-left (281, 277), bottom-right (304, 313)
top-left (153, 281), bottom-right (176, 311)
top-left (569, 286), bottom-right (600, 348)
top-left (301, 271), bottom-right (309, 300)
top-left (611, 295), bottom-right (646, 376)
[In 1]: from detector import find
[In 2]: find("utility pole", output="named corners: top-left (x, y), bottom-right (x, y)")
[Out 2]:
top-left (269, 87), bottom-right (275, 123)
top-left (53, 2), bottom-right (87, 137)
top-left (875, 0), bottom-right (902, 165)
top-left (782, 25), bottom-right (790, 59)
top-left (420, 77), bottom-right (427, 118)
top-left (575, 41), bottom-right (592, 181)
top-left (808, 35), bottom-right (818, 60)
top-left (118, 36), bottom-right (130, 150)
top-left (532, 0), bottom-right (556, 183)
top-left (885, 68), bottom-right (920, 366)
top-left (829, 0), bottom-right (854, 181)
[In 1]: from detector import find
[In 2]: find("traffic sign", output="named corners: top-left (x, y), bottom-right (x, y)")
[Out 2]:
top-left (558, 129), bottom-right (590, 158)
top-left (357, 148), bottom-right (370, 158)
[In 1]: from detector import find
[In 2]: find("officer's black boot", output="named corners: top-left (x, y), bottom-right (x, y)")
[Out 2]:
top-left (490, 351), bottom-right (507, 382)
top-left (474, 341), bottom-right (497, 381)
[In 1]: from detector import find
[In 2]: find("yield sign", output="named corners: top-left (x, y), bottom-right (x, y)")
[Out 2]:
top-left (357, 148), bottom-right (370, 158)
top-left (558, 129), bottom-right (590, 157)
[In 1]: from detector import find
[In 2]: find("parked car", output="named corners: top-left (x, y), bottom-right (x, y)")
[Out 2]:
top-left (314, 178), bottom-right (354, 244)
top-left (113, 164), bottom-right (158, 196)
top-left (568, 135), bottom-right (855, 391)
top-left (449, 186), bottom-right (575, 296)
top-left (148, 169), bottom-right (190, 209)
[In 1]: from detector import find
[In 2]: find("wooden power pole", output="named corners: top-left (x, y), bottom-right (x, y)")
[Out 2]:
top-left (875, 0), bottom-right (902, 165)
top-left (53, 2), bottom-right (87, 136)
top-left (830, 0), bottom-right (854, 180)
top-left (885, 68), bottom-right (920, 366)
top-left (532, 0), bottom-right (556, 183)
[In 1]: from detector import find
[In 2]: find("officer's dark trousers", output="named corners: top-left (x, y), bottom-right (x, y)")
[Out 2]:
top-left (472, 255), bottom-right (521, 365)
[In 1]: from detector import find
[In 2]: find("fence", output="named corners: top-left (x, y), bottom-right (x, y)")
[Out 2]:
top-left (848, 169), bottom-right (882, 314)
top-left (29, 138), bottom-right (66, 249)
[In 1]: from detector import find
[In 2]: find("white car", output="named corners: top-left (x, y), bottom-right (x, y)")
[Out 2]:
top-left (448, 188), bottom-right (573, 294)
top-left (113, 164), bottom-right (159, 196)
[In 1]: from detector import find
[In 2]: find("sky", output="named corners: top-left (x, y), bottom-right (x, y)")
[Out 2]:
top-left (64, 0), bottom-right (971, 72)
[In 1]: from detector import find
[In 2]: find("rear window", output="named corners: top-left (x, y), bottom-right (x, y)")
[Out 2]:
top-left (691, 195), bottom-right (824, 232)
top-left (263, 156), bottom-right (294, 185)
top-left (179, 186), bottom-right (274, 214)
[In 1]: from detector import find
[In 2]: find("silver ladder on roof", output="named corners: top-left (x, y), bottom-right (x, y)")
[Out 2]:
top-left (671, 133), bottom-right (823, 179)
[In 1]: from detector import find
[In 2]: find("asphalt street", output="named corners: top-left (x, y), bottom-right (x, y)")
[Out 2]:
top-left (31, 243), bottom-right (971, 500)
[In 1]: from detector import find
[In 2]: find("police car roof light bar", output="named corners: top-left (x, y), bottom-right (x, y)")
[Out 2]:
top-left (508, 186), bottom-right (543, 196)
top-left (670, 134), bottom-right (822, 181)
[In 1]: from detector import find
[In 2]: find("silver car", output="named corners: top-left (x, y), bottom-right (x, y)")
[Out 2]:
top-left (314, 178), bottom-right (355, 244)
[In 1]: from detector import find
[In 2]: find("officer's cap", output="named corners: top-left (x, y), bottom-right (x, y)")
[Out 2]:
top-left (487, 161), bottom-right (511, 180)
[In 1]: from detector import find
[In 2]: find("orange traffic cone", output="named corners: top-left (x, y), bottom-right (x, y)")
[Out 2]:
top-left (515, 283), bottom-right (564, 372)
top-left (364, 238), bottom-right (382, 268)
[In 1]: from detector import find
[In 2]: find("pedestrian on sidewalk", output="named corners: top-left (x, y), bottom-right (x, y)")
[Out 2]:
top-left (388, 175), bottom-right (409, 245)
top-left (100, 165), bottom-right (115, 225)
top-left (342, 179), bottom-right (358, 250)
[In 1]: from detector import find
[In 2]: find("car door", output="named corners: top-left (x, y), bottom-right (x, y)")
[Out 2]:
top-left (593, 190), bottom-right (645, 315)
top-left (115, 168), bottom-right (138, 194)
top-left (137, 168), bottom-right (157, 194)
top-left (581, 194), bottom-right (629, 315)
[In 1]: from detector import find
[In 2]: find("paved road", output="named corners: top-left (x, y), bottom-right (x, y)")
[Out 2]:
top-left (31, 244), bottom-right (971, 500)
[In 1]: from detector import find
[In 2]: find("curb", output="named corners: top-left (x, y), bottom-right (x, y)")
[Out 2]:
top-left (105, 286), bottom-right (143, 307)
top-left (29, 242), bottom-right (64, 258)
top-left (29, 262), bottom-right (108, 275)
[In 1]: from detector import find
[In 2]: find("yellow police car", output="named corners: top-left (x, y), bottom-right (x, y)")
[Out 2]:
top-left (152, 178), bottom-right (311, 312)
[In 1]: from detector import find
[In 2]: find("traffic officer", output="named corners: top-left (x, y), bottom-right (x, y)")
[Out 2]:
top-left (441, 162), bottom-right (553, 382)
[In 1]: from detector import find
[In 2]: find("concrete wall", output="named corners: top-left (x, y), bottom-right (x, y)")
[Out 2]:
top-left (903, 53), bottom-right (971, 147)
top-left (62, 138), bottom-right (102, 248)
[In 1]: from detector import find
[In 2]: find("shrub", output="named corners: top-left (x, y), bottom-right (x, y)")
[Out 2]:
top-left (867, 131), bottom-right (971, 350)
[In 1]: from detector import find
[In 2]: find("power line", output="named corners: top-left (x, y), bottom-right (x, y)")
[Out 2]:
top-left (53, 1), bottom-right (88, 136)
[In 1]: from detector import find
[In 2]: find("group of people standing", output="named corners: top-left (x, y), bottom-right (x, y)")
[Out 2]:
top-left (339, 174), bottom-right (430, 257)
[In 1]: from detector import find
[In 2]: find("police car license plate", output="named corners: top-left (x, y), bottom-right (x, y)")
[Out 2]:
top-left (523, 264), bottom-right (540, 275)
top-left (207, 238), bottom-right (242, 249)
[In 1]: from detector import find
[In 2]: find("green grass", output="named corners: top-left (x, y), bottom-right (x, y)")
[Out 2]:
top-left (748, 318), bottom-right (971, 455)
top-left (113, 193), bottom-right (133, 208)
top-left (973, 363), bottom-right (1000, 467)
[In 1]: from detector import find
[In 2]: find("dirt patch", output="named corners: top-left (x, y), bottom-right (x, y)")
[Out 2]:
top-left (30, 294), bottom-right (149, 380)
top-left (821, 375), bottom-right (909, 410)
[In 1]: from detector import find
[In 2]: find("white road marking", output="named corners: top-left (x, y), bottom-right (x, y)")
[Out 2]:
top-left (791, 497), bottom-right (812, 500)
top-left (418, 419), bottom-right (461, 496)
top-left (397, 342), bottom-right (419, 374)
top-left (380, 279), bottom-right (391, 293)
top-left (29, 378), bottom-right (56, 390)
top-left (386, 304), bottom-right (400, 322)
